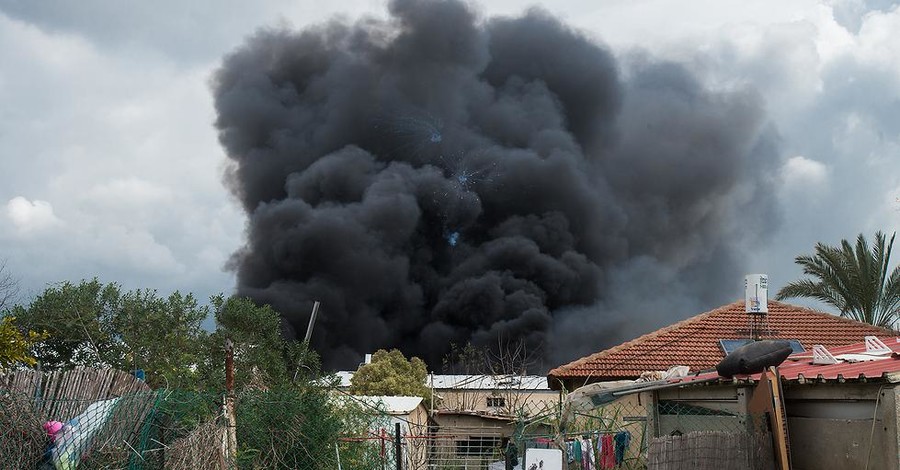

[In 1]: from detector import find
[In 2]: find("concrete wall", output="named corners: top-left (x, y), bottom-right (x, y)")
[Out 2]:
top-left (782, 383), bottom-right (898, 470)
top-left (651, 382), bottom-right (900, 470)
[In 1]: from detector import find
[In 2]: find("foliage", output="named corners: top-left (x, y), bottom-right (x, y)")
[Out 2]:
top-left (0, 316), bottom-right (46, 370)
top-left (350, 349), bottom-right (433, 403)
top-left (114, 289), bottom-right (209, 388)
top-left (10, 279), bottom-right (123, 369)
top-left (10, 279), bottom-right (209, 387)
top-left (235, 387), bottom-right (342, 469)
top-left (776, 231), bottom-right (900, 329)
top-left (198, 295), bottom-right (315, 390)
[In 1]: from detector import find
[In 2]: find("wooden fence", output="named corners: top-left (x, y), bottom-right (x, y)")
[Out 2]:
top-left (647, 431), bottom-right (775, 470)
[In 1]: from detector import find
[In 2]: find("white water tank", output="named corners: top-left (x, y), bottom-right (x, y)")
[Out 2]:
top-left (745, 274), bottom-right (768, 314)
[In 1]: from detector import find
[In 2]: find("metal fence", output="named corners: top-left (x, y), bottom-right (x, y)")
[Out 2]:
top-left (0, 377), bottom-right (779, 470)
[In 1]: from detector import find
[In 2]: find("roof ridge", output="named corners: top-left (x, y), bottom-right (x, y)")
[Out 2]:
top-left (767, 299), bottom-right (896, 333)
top-left (548, 300), bottom-right (743, 377)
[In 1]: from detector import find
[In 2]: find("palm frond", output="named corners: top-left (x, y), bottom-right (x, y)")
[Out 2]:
top-left (780, 232), bottom-right (900, 329)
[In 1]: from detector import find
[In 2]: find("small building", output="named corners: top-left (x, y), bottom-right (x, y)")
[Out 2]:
top-left (333, 370), bottom-right (559, 468)
top-left (644, 336), bottom-right (900, 470)
top-left (345, 395), bottom-right (432, 469)
top-left (429, 374), bottom-right (559, 417)
top-left (547, 300), bottom-right (896, 391)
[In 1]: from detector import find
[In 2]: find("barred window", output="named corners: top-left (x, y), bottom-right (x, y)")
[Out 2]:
top-left (456, 436), bottom-right (501, 456)
top-left (486, 396), bottom-right (505, 407)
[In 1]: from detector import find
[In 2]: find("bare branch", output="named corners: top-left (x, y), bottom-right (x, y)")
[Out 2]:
top-left (0, 259), bottom-right (20, 311)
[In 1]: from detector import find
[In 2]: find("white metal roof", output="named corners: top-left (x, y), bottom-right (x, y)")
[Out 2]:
top-left (332, 371), bottom-right (551, 391)
top-left (352, 395), bottom-right (424, 414)
top-left (427, 374), bottom-right (550, 390)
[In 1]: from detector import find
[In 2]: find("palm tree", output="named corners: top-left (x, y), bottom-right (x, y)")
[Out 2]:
top-left (776, 231), bottom-right (900, 329)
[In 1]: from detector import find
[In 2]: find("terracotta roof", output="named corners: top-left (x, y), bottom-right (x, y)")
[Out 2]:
top-left (547, 300), bottom-right (895, 386)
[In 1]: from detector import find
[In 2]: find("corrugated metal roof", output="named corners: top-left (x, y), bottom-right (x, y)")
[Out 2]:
top-left (680, 336), bottom-right (900, 384)
top-left (334, 371), bottom-right (353, 387)
top-left (332, 372), bottom-right (551, 390)
top-left (428, 374), bottom-right (550, 390)
top-left (352, 395), bottom-right (424, 414)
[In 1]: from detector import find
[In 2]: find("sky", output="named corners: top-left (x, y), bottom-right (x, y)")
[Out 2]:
top-left (1, 0), bottom-right (899, 329)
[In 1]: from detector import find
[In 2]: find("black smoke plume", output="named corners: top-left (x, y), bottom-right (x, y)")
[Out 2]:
top-left (213, 0), bottom-right (780, 370)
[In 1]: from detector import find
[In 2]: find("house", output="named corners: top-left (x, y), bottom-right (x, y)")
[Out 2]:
top-left (341, 395), bottom-right (431, 469)
top-left (428, 374), bottom-right (558, 417)
top-left (637, 336), bottom-right (900, 469)
top-left (424, 374), bottom-right (558, 468)
top-left (548, 300), bottom-right (896, 391)
top-left (333, 368), bottom-right (558, 468)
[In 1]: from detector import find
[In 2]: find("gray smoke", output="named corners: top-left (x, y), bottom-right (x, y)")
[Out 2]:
top-left (212, 0), bottom-right (781, 370)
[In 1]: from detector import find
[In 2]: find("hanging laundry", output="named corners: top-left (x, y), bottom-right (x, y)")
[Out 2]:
top-left (565, 441), bottom-right (576, 463)
top-left (573, 438), bottom-right (583, 464)
top-left (581, 438), bottom-right (594, 470)
top-left (598, 434), bottom-right (615, 469)
top-left (614, 432), bottom-right (631, 465)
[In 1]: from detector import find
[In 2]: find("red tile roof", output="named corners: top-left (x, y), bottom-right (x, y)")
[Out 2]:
top-left (680, 336), bottom-right (900, 384)
top-left (547, 300), bottom-right (895, 386)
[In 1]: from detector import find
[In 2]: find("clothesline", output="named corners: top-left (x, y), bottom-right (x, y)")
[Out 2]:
top-left (565, 431), bottom-right (632, 470)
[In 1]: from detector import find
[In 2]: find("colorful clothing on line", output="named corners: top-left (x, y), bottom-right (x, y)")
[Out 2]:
top-left (614, 431), bottom-right (631, 465)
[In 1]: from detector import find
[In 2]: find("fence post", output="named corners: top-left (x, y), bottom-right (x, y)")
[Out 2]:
top-left (395, 422), bottom-right (403, 470)
top-left (223, 338), bottom-right (237, 465)
top-left (381, 428), bottom-right (387, 470)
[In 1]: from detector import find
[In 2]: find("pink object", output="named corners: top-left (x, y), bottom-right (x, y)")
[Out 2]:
top-left (43, 421), bottom-right (63, 439)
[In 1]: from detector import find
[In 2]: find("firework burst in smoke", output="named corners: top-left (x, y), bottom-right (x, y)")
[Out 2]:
top-left (213, 0), bottom-right (781, 370)
top-left (434, 151), bottom-right (499, 247)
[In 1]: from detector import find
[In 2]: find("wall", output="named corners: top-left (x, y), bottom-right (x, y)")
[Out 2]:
top-left (651, 381), bottom-right (900, 470)
top-left (654, 384), bottom-right (752, 437)
top-left (782, 383), bottom-right (898, 470)
top-left (435, 388), bottom-right (559, 416)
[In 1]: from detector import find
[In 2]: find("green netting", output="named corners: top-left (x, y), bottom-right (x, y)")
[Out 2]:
top-left (0, 390), bottom-right (158, 469)
top-left (0, 387), bottom-right (396, 470)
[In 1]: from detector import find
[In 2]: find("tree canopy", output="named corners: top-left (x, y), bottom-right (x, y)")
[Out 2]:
top-left (6, 279), bottom-right (321, 391)
top-left (349, 349), bottom-right (432, 403)
top-left (776, 231), bottom-right (900, 329)
top-left (9, 279), bottom-right (210, 388)
top-left (197, 295), bottom-right (316, 390)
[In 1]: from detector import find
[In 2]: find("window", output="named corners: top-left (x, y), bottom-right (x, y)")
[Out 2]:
top-left (456, 436), bottom-right (501, 456)
top-left (486, 396), bottom-right (505, 408)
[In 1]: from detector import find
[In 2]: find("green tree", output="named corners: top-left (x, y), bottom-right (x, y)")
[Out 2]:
top-left (198, 295), bottom-right (315, 390)
top-left (0, 316), bottom-right (46, 370)
top-left (776, 231), bottom-right (900, 328)
top-left (11, 279), bottom-right (123, 369)
top-left (349, 349), bottom-right (433, 403)
top-left (113, 289), bottom-right (209, 388)
top-left (11, 279), bottom-right (210, 388)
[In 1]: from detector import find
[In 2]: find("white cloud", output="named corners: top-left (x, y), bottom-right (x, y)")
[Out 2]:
top-left (782, 155), bottom-right (830, 186)
top-left (5, 196), bottom-right (62, 233)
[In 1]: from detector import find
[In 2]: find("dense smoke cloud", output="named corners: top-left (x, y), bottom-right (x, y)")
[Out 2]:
top-left (213, 0), bottom-right (781, 370)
